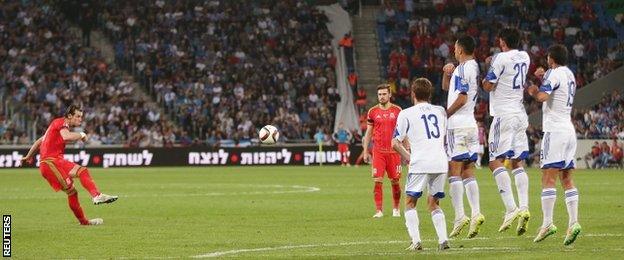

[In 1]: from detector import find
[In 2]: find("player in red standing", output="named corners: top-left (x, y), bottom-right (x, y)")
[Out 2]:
top-left (21, 105), bottom-right (118, 225)
top-left (362, 84), bottom-right (403, 218)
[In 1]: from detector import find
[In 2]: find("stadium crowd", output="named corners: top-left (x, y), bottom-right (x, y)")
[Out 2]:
top-left (377, 1), bottom-right (623, 115)
top-left (1, 0), bottom-right (622, 152)
top-left (0, 1), bottom-right (175, 146)
top-left (573, 90), bottom-right (624, 139)
top-left (97, 0), bottom-right (339, 143)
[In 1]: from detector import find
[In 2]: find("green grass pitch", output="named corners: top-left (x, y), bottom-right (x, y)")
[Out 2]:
top-left (1, 166), bottom-right (623, 258)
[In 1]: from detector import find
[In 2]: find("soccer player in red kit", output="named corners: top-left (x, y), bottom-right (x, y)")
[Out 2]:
top-left (21, 105), bottom-right (118, 225)
top-left (362, 84), bottom-right (403, 218)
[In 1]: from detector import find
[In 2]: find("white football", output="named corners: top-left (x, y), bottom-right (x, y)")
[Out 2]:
top-left (258, 125), bottom-right (279, 144)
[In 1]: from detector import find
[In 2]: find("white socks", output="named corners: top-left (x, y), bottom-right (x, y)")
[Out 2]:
top-left (493, 167), bottom-right (517, 212)
top-left (450, 175), bottom-right (482, 219)
top-left (431, 208), bottom-right (448, 243)
top-left (463, 177), bottom-right (481, 217)
top-left (513, 167), bottom-right (529, 210)
top-left (541, 188), bottom-right (556, 228)
top-left (565, 188), bottom-right (579, 227)
top-left (404, 208), bottom-right (421, 243)
top-left (540, 188), bottom-right (580, 228)
top-left (406, 207), bottom-right (450, 244)
top-left (449, 176), bottom-right (465, 221)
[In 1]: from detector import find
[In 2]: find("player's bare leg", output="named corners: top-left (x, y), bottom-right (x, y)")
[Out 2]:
top-left (560, 169), bottom-right (581, 245)
top-left (490, 158), bottom-right (520, 232)
top-left (373, 177), bottom-right (384, 218)
top-left (448, 161), bottom-right (469, 238)
top-left (512, 159), bottom-right (530, 236)
top-left (391, 178), bottom-right (401, 217)
top-left (428, 196), bottom-right (449, 250)
top-left (404, 194), bottom-right (422, 251)
top-left (65, 188), bottom-right (102, 225)
top-left (535, 168), bottom-right (558, 242)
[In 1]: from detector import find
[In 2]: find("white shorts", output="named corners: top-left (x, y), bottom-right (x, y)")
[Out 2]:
top-left (405, 173), bottom-right (447, 199)
top-left (447, 127), bottom-right (479, 162)
top-left (540, 131), bottom-right (577, 169)
top-left (488, 114), bottom-right (529, 161)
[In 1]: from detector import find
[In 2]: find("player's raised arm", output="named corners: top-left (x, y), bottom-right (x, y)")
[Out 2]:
top-left (528, 67), bottom-right (551, 102)
top-left (21, 137), bottom-right (43, 165)
top-left (482, 55), bottom-right (501, 92)
top-left (60, 128), bottom-right (87, 142)
top-left (442, 63), bottom-right (455, 91)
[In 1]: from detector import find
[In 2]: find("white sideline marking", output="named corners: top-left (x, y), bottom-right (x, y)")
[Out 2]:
top-left (192, 233), bottom-right (622, 258)
top-left (0, 184), bottom-right (320, 200)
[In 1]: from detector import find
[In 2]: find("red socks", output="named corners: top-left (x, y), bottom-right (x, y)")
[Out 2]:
top-left (374, 182), bottom-right (383, 211)
top-left (68, 193), bottom-right (89, 225)
top-left (78, 169), bottom-right (100, 198)
top-left (391, 182), bottom-right (401, 209)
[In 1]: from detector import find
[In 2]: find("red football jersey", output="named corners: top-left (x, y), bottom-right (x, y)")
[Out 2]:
top-left (40, 118), bottom-right (69, 159)
top-left (367, 104), bottom-right (401, 154)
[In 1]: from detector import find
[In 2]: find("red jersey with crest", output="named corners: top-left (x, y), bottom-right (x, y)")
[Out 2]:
top-left (40, 118), bottom-right (69, 159)
top-left (367, 104), bottom-right (402, 154)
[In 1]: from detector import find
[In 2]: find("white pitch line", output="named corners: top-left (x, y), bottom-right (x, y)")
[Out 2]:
top-left (121, 185), bottom-right (320, 198)
top-left (248, 247), bottom-right (523, 257)
top-left (584, 233), bottom-right (624, 237)
top-left (0, 185), bottom-right (320, 200)
top-left (192, 233), bottom-right (622, 258)
top-left (191, 238), bottom-right (508, 258)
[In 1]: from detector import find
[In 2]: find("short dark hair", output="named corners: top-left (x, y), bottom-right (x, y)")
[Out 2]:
top-left (456, 35), bottom-right (476, 55)
top-left (498, 28), bottom-right (520, 49)
top-left (548, 44), bottom-right (568, 66)
top-left (64, 104), bottom-right (82, 117)
top-left (411, 78), bottom-right (433, 102)
top-left (377, 84), bottom-right (390, 92)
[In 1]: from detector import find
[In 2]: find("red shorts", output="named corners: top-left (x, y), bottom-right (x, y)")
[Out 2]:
top-left (372, 152), bottom-right (401, 180)
top-left (39, 157), bottom-right (82, 193)
top-left (338, 143), bottom-right (349, 153)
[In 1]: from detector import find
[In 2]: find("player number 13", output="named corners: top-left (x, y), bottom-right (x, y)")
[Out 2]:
top-left (420, 114), bottom-right (440, 139)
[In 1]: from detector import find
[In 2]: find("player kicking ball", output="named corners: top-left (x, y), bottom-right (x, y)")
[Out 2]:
top-left (21, 105), bottom-right (118, 225)
top-left (527, 44), bottom-right (581, 245)
top-left (441, 35), bottom-right (485, 239)
top-left (392, 78), bottom-right (450, 251)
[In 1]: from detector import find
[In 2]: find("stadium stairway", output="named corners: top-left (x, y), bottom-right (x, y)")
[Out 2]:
top-left (353, 5), bottom-right (383, 106)
top-left (79, 28), bottom-right (171, 124)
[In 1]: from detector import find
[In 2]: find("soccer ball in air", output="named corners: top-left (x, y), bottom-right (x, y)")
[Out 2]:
top-left (258, 125), bottom-right (279, 144)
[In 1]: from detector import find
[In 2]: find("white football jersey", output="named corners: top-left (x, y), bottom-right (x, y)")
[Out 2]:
top-left (394, 103), bottom-right (448, 174)
top-left (485, 49), bottom-right (531, 117)
top-left (447, 59), bottom-right (479, 129)
top-left (539, 66), bottom-right (576, 132)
